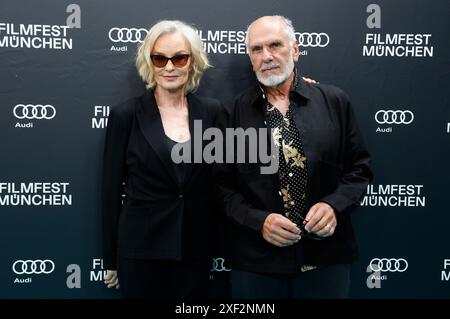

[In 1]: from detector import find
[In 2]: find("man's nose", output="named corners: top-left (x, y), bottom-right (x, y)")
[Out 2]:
top-left (262, 47), bottom-right (273, 62)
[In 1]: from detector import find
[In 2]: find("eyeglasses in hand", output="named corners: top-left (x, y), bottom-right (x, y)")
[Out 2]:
top-left (297, 215), bottom-right (324, 240)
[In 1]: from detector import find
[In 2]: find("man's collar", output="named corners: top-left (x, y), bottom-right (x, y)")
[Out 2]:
top-left (248, 72), bottom-right (312, 107)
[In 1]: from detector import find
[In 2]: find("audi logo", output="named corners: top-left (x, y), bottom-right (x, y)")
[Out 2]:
top-left (295, 32), bottom-right (330, 47)
top-left (375, 110), bottom-right (414, 124)
top-left (13, 104), bottom-right (56, 120)
top-left (211, 258), bottom-right (231, 272)
top-left (369, 258), bottom-right (408, 272)
top-left (108, 27), bottom-right (148, 43)
top-left (12, 259), bottom-right (55, 275)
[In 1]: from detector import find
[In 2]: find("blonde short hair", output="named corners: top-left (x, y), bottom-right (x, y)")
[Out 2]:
top-left (136, 20), bottom-right (210, 93)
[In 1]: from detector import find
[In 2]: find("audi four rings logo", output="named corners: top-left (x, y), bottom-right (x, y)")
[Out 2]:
top-left (109, 27), bottom-right (148, 43)
top-left (296, 32), bottom-right (330, 47)
top-left (13, 104), bottom-right (56, 120)
top-left (375, 110), bottom-right (414, 124)
top-left (211, 258), bottom-right (231, 272)
top-left (369, 258), bottom-right (408, 272)
top-left (12, 259), bottom-right (55, 275)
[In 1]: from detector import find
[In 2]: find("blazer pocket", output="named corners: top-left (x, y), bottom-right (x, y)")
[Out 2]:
top-left (117, 206), bottom-right (150, 249)
top-left (315, 159), bottom-right (343, 196)
top-left (237, 163), bottom-right (261, 175)
top-left (318, 159), bottom-right (343, 173)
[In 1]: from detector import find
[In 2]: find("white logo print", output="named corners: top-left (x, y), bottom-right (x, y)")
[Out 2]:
top-left (369, 258), bottom-right (408, 272)
top-left (375, 110), bottom-right (414, 124)
top-left (211, 258), bottom-right (231, 272)
top-left (296, 32), bottom-right (330, 47)
top-left (12, 259), bottom-right (55, 274)
top-left (108, 27), bottom-right (147, 43)
top-left (13, 104), bottom-right (56, 120)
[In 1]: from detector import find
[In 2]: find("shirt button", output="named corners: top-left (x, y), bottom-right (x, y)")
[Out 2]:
top-left (289, 173), bottom-right (293, 177)
top-left (178, 194), bottom-right (183, 199)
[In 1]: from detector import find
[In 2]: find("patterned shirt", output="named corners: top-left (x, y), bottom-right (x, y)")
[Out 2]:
top-left (263, 74), bottom-right (320, 273)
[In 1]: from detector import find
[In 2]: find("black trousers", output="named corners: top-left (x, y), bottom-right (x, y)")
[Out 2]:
top-left (118, 257), bottom-right (210, 299)
top-left (230, 264), bottom-right (351, 299)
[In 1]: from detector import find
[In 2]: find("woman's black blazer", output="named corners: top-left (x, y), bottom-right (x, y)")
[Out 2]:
top-left (101, 89), bottom-right (222, 270)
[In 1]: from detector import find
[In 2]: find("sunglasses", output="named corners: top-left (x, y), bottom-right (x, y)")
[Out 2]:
top-left (150, 54), bottom-right (190, 68)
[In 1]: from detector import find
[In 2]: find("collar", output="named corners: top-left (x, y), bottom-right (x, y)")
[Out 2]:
top-left (248, 70), bottom-right (312, 108)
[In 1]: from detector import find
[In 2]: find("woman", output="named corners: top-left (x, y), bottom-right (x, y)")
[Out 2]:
top-left (101, 20), bottom-right (221, 298)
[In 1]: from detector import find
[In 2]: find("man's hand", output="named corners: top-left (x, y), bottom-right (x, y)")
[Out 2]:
top-left (262, 213), bottom-right (301, 247)
top-left (304, 202), bottom-right (337, 237)
top-left (104, 270), bottom-right (120, 289)
top-left (302, 76), bottom-right (318, 84)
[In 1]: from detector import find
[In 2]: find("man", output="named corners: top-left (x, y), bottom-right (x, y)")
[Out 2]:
top-left (212, 16), bottom-right (373, 298)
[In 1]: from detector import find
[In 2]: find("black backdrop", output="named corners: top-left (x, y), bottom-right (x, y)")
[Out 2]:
top-left (1, 0), bottom-right (449, 299)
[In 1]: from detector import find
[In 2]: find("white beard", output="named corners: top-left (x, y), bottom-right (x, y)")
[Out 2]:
top-left (256, 56), bottom-right (294, 88)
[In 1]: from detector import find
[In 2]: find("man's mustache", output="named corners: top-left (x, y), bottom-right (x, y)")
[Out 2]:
top-left (260, 64), bottom-right (281, 72)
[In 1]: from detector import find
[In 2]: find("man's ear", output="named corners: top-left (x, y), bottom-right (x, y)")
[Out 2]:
top-left (293, 40), bottom-right (300, 63)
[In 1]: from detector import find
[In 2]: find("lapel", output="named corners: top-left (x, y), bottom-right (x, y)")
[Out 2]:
top-left (182, 93), bottom-right (207, 188)
top-left (136, 90), bottom-right (180, 189)
top-left (245, 85), bottom-right (276, 161)
top-left (290, 81), bottom-right (320, 196)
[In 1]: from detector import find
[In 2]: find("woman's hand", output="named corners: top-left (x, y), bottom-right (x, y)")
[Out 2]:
top-left (104, 270), bottom-right (120, 289)
top-left (302, 76), bottom-right (318, 84)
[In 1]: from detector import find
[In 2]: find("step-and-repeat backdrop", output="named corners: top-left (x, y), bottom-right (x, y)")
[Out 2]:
top-left (1, 0), bottom-right (449, 298)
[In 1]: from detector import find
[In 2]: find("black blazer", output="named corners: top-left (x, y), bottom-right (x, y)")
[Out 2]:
top-left (102, 89), bottom-right (221, 270)
top-left (212, 79), bottom-right (373, 273)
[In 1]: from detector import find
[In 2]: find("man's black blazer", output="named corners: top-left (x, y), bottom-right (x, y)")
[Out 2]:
top-left (212, 79), bottom-right (373, 273)
top-left (102, 89), bottom-right (221, 270)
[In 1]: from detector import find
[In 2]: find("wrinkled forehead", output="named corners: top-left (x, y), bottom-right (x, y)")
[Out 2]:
top-left (248, 19), bottom-right (288, 46)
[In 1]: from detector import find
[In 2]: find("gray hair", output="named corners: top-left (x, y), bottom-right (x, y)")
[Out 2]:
top-left (245, 15), bottom-right (296, 50)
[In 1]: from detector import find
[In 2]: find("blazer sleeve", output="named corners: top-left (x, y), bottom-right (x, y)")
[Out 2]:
top-left (319, 91), bottom-right (373, 214)
top-left (101, 104), bottom-right (133, 270)
top-left (211, 103), bottom-right (270, 233)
